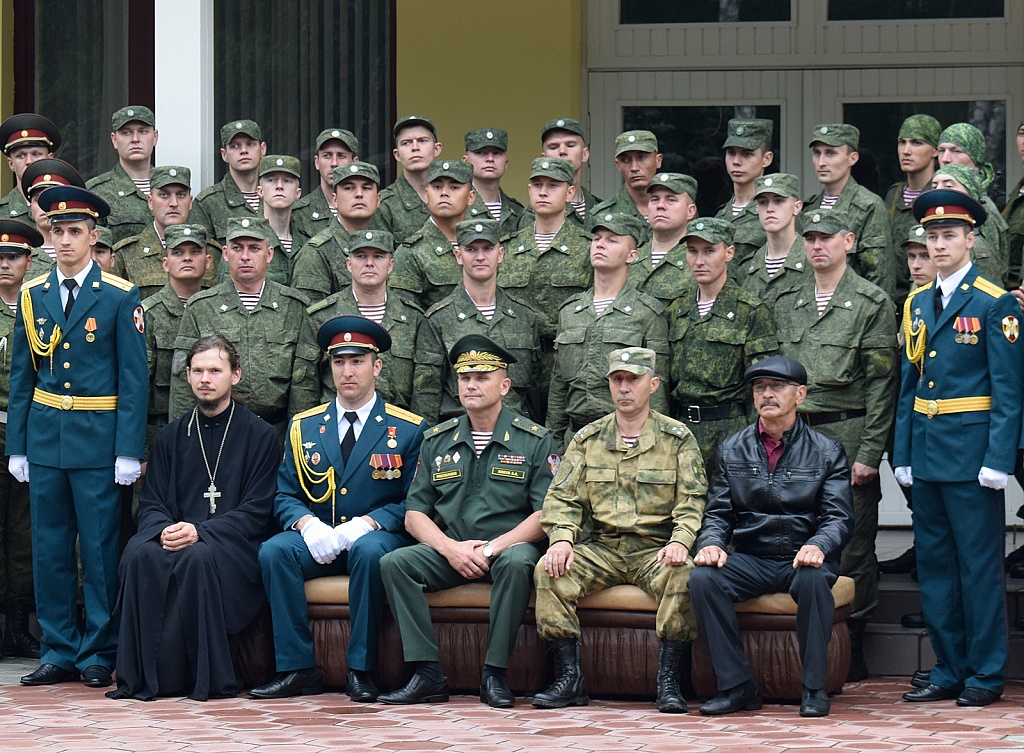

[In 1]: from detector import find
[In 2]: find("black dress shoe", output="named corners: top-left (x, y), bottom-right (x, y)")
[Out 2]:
top-left (699, 681), bottom-right (762, 715)
top-left (902, 683), bottom-right (963, 702)
top-left (480, 675), bottom-right (515, 708)
top-left (878, 546), bottom-right (916, 574)
top-left (799, 686), bottom-right (830, 717)
top-left (20, 664), bottom-right (80, 686)
top-left (956, 687), bottom-right (1000, 706)
top-left (250, 667), bottom-right (325, 699)
top-left (378, 673), bottom-right (449, 705)
top-left (346, 669), bottom-right (379, 703)
top-left (910, 669), bottom-right (931, 689)
top-left (82, 665), bottom-right (113, 688)
top-left (901, 612), bottom-right (926, 629)
top-left (1009, 560), bottom-right (1024, 579)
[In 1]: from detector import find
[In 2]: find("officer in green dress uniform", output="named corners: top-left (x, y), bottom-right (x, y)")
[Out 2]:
top-left (190, 120), bottom-right (267, 243)
top-left (591, 130), bottom-right (661, 245)
top-left (715, 118), bottom-right (774, 267)
top-left (377, 116), bottom-right (442, 245)
top-left (0, 114), bottom-right (60, 224)
top-left (463, 128), bottom-right (524, 238)
top-left (739, 173), bottom-right (810, 309)
top-left (291, 128), bottom-right (360, 242)
top-left (540, 117), bottom-right (601, 226)
top-left (629, 172), bottom-right (697, 307)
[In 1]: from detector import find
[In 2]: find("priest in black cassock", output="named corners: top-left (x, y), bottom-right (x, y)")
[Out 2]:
top-left (107, 334), bottom-right (279, 701)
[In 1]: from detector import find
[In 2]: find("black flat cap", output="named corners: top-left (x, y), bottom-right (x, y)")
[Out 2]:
top-left (744, 355), bottom-right (807, 386)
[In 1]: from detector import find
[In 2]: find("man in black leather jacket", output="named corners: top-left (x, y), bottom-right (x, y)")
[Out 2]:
top-left (689, 355), bottom-right (853, 718)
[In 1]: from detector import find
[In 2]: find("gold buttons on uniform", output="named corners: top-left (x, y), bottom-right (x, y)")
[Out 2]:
top-left (63, 362), bottom-right (70, 369)
top-left (339, 516), bottom-right (347, 522)
top-left (928, 351), bottom-right (937, 358)
top-left (340, 488), bottom-right (348, 495)
top-left (63, 382), bottom-right (71, 389)
top-left (62, 342), bottom-right (70, 350)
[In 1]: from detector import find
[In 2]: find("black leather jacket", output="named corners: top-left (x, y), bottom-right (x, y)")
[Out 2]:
top-left (695, 418), bottom-right (853, 562)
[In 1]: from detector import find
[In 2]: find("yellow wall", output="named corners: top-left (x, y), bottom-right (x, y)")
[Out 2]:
top-left (0, 0), bottom-right (13, 194)
top-left (395, 0), bottom-right (585, 200)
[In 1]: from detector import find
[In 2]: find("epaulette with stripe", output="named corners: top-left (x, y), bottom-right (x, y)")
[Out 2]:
top-left (292, 403), bottom-right (331, 422)
top-left (386, 403), bottom-right (424, 425)
top-left (428, 416), bottom-right (460, 435)
top-left (973, 276), bottom-right (1005, 299)
top-left (101, 272), bottom-right (134, 291)
top-left (22, 273), bottom-right (48, 291)
top-left (511, 414), bottom-right (548, 437)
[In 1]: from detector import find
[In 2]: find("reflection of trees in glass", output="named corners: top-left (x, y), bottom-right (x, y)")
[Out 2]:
top-left (828, 0), bottom-right (1002, 20)
top-left (620, 0), bottom-right (789, 23)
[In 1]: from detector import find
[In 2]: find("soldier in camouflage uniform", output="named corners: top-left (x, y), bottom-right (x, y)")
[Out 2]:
top-left (715, 118), bottom-right (774, 267)
top-left (377, 116), bottom-right (442, 245)
top-left (774, 208), bottom-right (897, 682)
top-left (303, 229), bottom-right (422, 410)
top-left (1004, 115), bottom-right (1024, 290)
top-left (533, 347), bottom-right (707, 713)
top-left (87, 106), bottom-right (158, 244)
top-left (190, 120), bottom-right (267, 243)
top-left (291, 128), bottom-right (359, 242)
top-left (0, 114), bottom-right (59, 224)
top-left (591, 130), bottom-right (661, 245)
top-left (20, 158), bottom-right (87, 280)
top-left (667, 218), bottom-right (777, 474)
top-left (291, 162), bottom-right (382, 303)
top-left (169, 217), bottom-right (319, 441)
top-left (739, 173), bottom-right (810, 309)
top-left (91, 227), bottom-right (115, 273)
top-left (547, 213), bottom-right (670, 450)
top-left (802, 124), bottom-right (895, 300)
top-left (463, 128), bottom-right (524, 238)
top-left (254, 155), bottom-right (311, 278)
top-left (391, 159), bottom-right (476, 313)
top-left (412, 219), bottom-right (542, 426)
top-left (629, 172), bottom-right (697, 307)
top-left (540, 117), bottom-right (601, 226)
top-left (930, 164), bottom-right (1005, 286)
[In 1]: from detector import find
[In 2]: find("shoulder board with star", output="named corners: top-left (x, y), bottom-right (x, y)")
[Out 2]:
top-left (293, 403), bottom-right (331, 423)
top-left (22, 273), bottom-right (49, 291)
top-left (385, 403), bottom-right (424, 425)
top-left (511, 414), bottom-right (549, 437)
top-left (972, 276), bottom-right (1005, 299)
top-left (657, 413), bottom-right (693, 440)
top-left (101, 272), bottom-right (134, 291)
top-left (428, 416), bottom-right (461, 436)
top-left (573, 422), bottom-right (601, 442)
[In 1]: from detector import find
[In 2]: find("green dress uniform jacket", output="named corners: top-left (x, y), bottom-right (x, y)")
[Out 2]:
top-left (590, 185), bottom-right (652, 245)
top-left (289, 222), bottom-right (353, 304)
top-left (87, 163), bottom-right (153, 244)
top-left (736, 237), bottom-right (810, 310)
top-left (290, 186), bottom-right (336, 243)
top-left (628, 240), bottom-right (692, 308)
top-left (390, 220), bottom-right (461, 313)
top-left (190, 173), bottom-right (261, 244)
top-left (716, 198), bottom-right (766, 269)
top-left (1002, 177), bottom-right (1024, 290)
top-left (112, 224), bottom-right (222, 300)
top-left (377, 173), bottom-right (430, 246)
top-left (0, 187), bottom-right (29, 222)
top-left (466, 189), bottom-right (525, 239)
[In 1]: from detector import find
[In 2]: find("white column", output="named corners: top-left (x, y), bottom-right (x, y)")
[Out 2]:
top-left (153, 0), bottom-right (215, 191)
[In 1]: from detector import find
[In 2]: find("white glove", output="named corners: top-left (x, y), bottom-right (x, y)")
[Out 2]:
top-left (114, 456), bottom-right (141, 486)
top-left (301, 518), bottom-right (339, 564)
top-left (978, 466), bottom-right (1008, 490)
top-left (8, 455), bottom-right (29, 483)
top-left (894, 466), bottom-right (913, 487)
top-left (334, 517), bottom-right (375, 551)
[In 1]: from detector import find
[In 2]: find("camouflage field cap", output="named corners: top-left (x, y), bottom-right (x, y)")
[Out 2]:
top-left (614, 130), bottom-right (659, 156)
top-left (684, 217), bottom-right (735, 246)
top-left (456, 219), bottom-right (501, 247)
top-left (164, 223), bottom-right (208, 249)
top-left (607, 347), bottom-right (656, 377)
top-left (449, 333), bottom-right (517, 374)
top-left (541, 117), bottom-right (586, 142)
top-left (393, 115), bottom-right (436, 140)
top-left (332, 162), bottom-right (381, 187)
top-left (902, 224), bottom-right (928, 248)
top-left (225, 216), bottom-right (272, 243)
top-left (95, 226), bottom-right (113, 250)
top-left (802, 208), bottom-right (853, 236)
top-left (150, 165), bottom-right (191, 191)
top-left (753, 173), bottom-right (800, 199)
top-left (938, 123), bottom-right (995, 189)
top-left (809, 123), bottom-right (859, 149)
top-left (259, 155), bottom-right (301, 179)
top-left (347, 229), bottom-right (394, 255)
top-left (220, 119), bottom-right (262, 147)
top-left (933, 163), bottom-right (984, 201)
top-left (898, 115), bottom-right (942, 148)
top-left (465, 128), bottom-right (508, 152)
top-left (722, 118), bottom-right (773, 150)
top-left (315, 128), bottom-right (359, 154)
top-left (648, 172), bottom-right (698, 198)
top-left (111, 105), bottom-right (155, 131)
top-left (591, 212), bottom-right (645, 244)
top-left (427, 159), bottom-right (473, 184)
top-left (529, 157), bottom-right (576, 183)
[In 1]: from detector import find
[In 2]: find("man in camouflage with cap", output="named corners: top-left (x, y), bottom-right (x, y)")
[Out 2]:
top-left (540, 117), bottom-right (601, 225)
top-left (802, 123), bottom-right (895, 299)
top-left (629, 172), bottom-right (698, 307)
top-left (739, 173), bottom-right (809, 309)
top-left (667, 217), bottom-right (777, 473)
top-left (715, 118), bottom-right (774, 266)
top-left (291, 162), bottom-right (382, 303)
top-left (774, 207), bottom-right (898, 682)
top-left (302, 228), bottom-right (422, 410)
top-left (378, 116), bottom-right (442, 245)
top-left (255, 155), bottom-right (308, 279)
top-left (87, 106), bottom-right (158, 244)
top-left (291, 128), bottom-right (360, 242)
top-left (169, 216), bottom-right (318, 441)
top-left (463, 128), bottom-right (524, 238)
top-left (1004, 115), bottom-right (1024, 290)
top-left (412, 219), bottom-right (542, 425)
top-left (547, 212), bottom-right (670, 450)
top-left (391, 159), bottom-right (476, 313)
top-left (533, 346), bottom-right (706, 713)
top-left (91, 227), bottom-right (115, 273)
top-left (592, 130), bottom-right (662, 245)
top-left (0, 113), bottom-right (60, 224)
top-left (191, 120), bottom-right (267, 243)
top-left (931, 164), bottom-right (1005, 285)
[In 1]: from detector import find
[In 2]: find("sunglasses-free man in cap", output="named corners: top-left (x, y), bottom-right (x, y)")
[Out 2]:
top-left (607, 346), bottom-right (656, 377)
top-left (0, 113), bottom-right (61, 155)
top-left (912, 188), bottom-right (987, 227)
top-left (38, 185), bottom-right (110, 222)
top-left (744, 354), bottom-right (807, 385)
top-left (316, 315), bottom-right (392, 355)
top-left (21, 159), bottom-right (85, 199)
top-left (0, 219), bottom-right (43, 252)
top-left (448, 333), bottom-right (517, 374)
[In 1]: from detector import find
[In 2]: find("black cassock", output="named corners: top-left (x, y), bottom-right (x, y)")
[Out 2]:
top-left (108, 401), bottom-right (278, 700)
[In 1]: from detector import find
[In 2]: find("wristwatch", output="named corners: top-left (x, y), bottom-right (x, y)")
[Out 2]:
top-left (482, 542), bottom-right (495, 560)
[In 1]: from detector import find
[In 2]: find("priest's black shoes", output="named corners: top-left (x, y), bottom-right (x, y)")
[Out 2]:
top-left (956, 687), bottom-right (1000, 706)
top-left (82, 665), bottom-right (113, 688)
top-left (20, 664), bottom-right (80, 686)
top-left (698, 680), bottom-right (763, 715)
top-left (250, 667), bottom-right (325, 699)
top-left (902, 682), bottom-right (963, 702)
top-left (799, 686), bottom-right (830, 717)
top-left (480, 675), bottom-right (515, 708)
top-left (346, 669), bottom-right (379, 703)
top-left (378, 673), bottom-right (450, 705)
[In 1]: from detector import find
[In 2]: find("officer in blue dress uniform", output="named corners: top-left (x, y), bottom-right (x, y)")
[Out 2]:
top-left (895, 188), bottom-right (1024, 707)
top-left (252, 315), bottom-right (427, 701)
top-left (5, 185), bottom-right (147, 688)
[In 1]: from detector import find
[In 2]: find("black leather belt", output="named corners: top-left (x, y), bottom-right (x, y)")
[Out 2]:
top-left (540, 336), bottom-right (556, 354)
top-left (683, 403), bottom-right (747, 424)
top-left (801, 409), bottom-right (866, 426)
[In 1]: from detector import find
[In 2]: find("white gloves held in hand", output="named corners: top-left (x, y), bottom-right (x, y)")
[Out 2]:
top-left (8, 455), bottom-right (28, 483)
top-left (114, 456), bottom-right (141, 486)
top-left (335, 517), bottom-right (374, 551)
top-left (978, 466), bottom-right (1008, 490)
top-left (301, 518), bottom-right (338, 565)
top-left (894, 466), bottom-right (913, 488)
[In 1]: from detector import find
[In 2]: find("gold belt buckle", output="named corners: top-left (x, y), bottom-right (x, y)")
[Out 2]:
top-left (60, 395), bottom-right (73, 411)
top-left (926, 400), bottom-right (938, 418)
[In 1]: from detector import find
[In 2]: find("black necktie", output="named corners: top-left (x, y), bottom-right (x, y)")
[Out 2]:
top-left (63, 278), bottom-right (78, 319)
top-left (341, 411), bottom-right (359, 464)
top-left (933, 286), bottom-right (943, 320)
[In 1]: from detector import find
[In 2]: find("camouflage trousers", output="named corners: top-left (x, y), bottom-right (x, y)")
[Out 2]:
top-left (534, 534), bottom-right (697, 642)
top-left (0, 462), bottom-right (33, 604)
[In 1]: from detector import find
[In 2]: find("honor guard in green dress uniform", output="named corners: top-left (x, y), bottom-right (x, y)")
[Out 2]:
top-left (391, 159), bottom-right (476, 313)
top-left (715, 118), bottom-right (774, 268)
top-left (302, 228), bottom-right (422, 410)
top-left (591, 130), bottom-right (661, 246)
top-left (533, 347), bottom-right (707, 713)
top-left (252, 316), bottom-right (427, 702)
top-left (21, 158), bottom-right (87, 280)
top-left (291, 128), bottom-right (359, 242)
top-left (629, 172), bottom-right (697, 307)
top-left (463, 128), bottom-right (524, 238)
top-left (930, 164), bottom-right (1005, 288)
top-left (540, 117), bottom-right (601, 226)
top-left (190, 120), bottom-right (267, 243)
top-left (377, 116), bottom-right (442, 245)
top-left (739, 173), bottom-right (810, 309)
top-left (379, 334), bottom-right (556, 708)
top-left (7, 186), bottom-right (147, 689)
top-left (87, 106), bottom-right (158, 244)
top-left (0, 114), bottom-right (60, 224)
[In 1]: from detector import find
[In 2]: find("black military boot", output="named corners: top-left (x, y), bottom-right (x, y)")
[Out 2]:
top-left (3, 600), bottom-right (41, 659)
top-left (532, 638), bottom-right (589, 708)
top-left (655, 639), bottom-right (688, 713)
top-left (846, 619), bottom-right (868, 682)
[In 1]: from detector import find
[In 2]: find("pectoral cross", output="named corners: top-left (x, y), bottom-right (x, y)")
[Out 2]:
top-left (205, 482), bottom-right (221, 514)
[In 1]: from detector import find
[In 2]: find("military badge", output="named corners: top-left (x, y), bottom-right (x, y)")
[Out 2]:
top-left (84, 317), bottom-right (97, 343)
top-left (953, 317), bottom-right (981, 345)
top-left (387, 425), bottom-right (398, 449)
top-left (319, 425), bottom-right (326, 434)
top-left (311, 452), bottom-right (321, 465)
top-left (452, 451), bottom-right (460, 464)
top-left (133, 306), bottom-right (145, 334)
top-left (1003, 315), bottom-right (1019, 343)
top-left (498, 454), bottom-right (526, 465)
top-left (302, 441), bottom-right (316, 449)
top-left (370, 454), bottom-right (403, 479)
top-left (547, 453), bottom-right (561, 477)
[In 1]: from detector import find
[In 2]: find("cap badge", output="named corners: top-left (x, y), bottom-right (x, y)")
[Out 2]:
top-left (343, 332), bottom-right (352, 342)
top-left (183, 228), bottom-right (191, 236)
top-left (350, 165), bottom-right (359, 172)
top-left (541, 161), bottom-right (549, 168)
top-left (621, 352), bottom-right (630, 361)
top-left (628, 135), bottom-right (636, 142)
top-left (43, 174), bottom-right (51, 182)
top-left (604, 213), bottom-right (613, 221)
top-left (474, 224), bottom-right (483, 232)
top-left (168, 168), bottom-right (177, 176)
top-left (486, 131), bottom-right (493, 138)
top-left (20, 130), bottom-right (28, 137)
top-left (764, 177), bottom-right (773, 186)
top-left (442, 161), bottom-right (450, 169)
top-left (736, 126), bottom-right (745, 134)
top-left (696, 221), bottom-right (705, 230)
top-left (936, 207), bottom-right (945, 215)
top-left (331, 130), bottom-right (340, 137)
top-left (661, 174), bottom-right (669, 181)
top-left (58, 201), bottom-right (67, 210)
top-left (0, 235), bottom-right (7, 242)
top-left (127, 109), bottom-right (134, 116)
top-left (915, 227), bottom-right (925, 236)
top-left (276, 158), bottom-right (284, 166)
top-left (235, 121), bottom-right (243, 129)
top-left (556, 119), bottom-right (565, 127)
top-left (812, 213), bottom-right (821, 222)
top-left (820, 126), bottom-right (829, 134)
top-left (241, 218), bottom-right (250, 228)
top-left (365, 232), bottom-right (373, 239)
